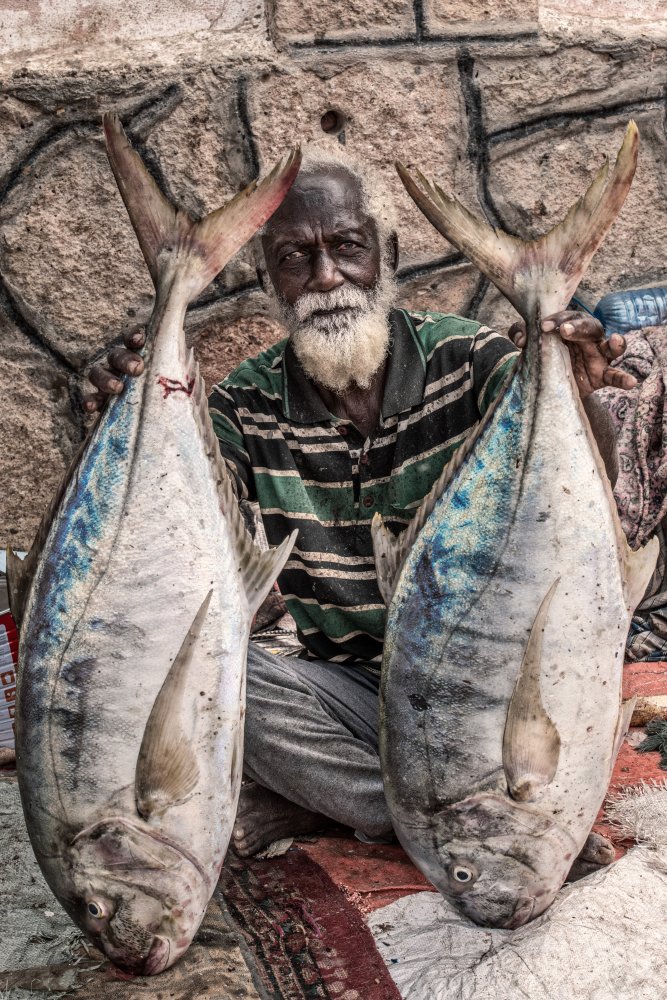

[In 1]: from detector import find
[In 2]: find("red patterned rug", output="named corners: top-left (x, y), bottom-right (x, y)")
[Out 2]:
top-left (218, 846), bottom-right (404, 999)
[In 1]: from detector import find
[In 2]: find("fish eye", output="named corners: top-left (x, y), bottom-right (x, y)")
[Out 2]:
top-left (451, 864), bottom-right (477, 885)
top-left (86, 899), bottom-right (107, 919)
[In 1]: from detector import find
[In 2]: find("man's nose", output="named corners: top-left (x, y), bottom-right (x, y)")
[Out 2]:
top-left (306, 250), bottom-right (345, 293)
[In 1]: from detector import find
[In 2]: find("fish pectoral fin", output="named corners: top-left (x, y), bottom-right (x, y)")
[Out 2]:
top-left (622, 535), bottom-right (660, 612)
top-left (104, 114), bottom-right (301, 301)
top-left (136, 734), bottom-right (200, 821)
top-left (502, 579), bottom-right (562, 802)
top-left (135, 592), bottom-right (212, 820)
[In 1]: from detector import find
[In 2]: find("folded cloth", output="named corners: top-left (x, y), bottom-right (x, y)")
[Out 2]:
top-left (597, 327), bottom-right (667, 660)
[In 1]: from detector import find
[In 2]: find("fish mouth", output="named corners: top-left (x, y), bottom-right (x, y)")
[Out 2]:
top-left (105, 935), bottom-right (171, 977)
top-left (142, 936), bottom-right (171, 975)
top-left (504, 894), bottom-right (536, 929)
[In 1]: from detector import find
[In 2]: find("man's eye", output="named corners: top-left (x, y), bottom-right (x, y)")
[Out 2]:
top-left (281, 250), bottom-right (306, 262)
top-left (337, 242), bottom-right (359, 253)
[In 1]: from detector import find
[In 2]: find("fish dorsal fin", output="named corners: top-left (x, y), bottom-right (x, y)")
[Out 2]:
top-left (372, 354), bottom-right (519, 605)
top-left (396, 121), bottom-right (638, 318)
top-left (502, 578), bottom-right (562, 803)
top-left (104, 113), bottom-right (301, 302)
top-left (191, 364), bottom-right (297, 616)
top-left (135, 591), bottom-right (212, 820)
top-left (6, 546), bottom-right (31, 631)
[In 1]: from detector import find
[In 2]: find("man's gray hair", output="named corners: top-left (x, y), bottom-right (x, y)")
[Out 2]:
top-left (255, 142), bottom-right (398, 266)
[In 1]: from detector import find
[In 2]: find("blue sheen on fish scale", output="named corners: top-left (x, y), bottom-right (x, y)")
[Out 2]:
top-left (21, 380), bottom-right (141, 701)
top-left (386, 373), bottom-right (528, 661)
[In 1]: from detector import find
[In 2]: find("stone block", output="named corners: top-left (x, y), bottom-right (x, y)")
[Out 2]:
top-left (0, 71), bottom-right (258, 372)
top-left (540, 0), bottom-right (667, 45)
top-left (269, 0), bottom-right (415, 47)
top-left (248, 60), bottom-right (478, 267)
top-left (423, 0), bottom-right (538, 38)
top-left (0, 93), bottom-right (47, 182)
top-left (486, 110), bottom-right (667, 305)
top-left (477, 47), bottom-right (667, 134)
top-left (193, 313), bottom-right (285, 391)
top-left (0, 131), bottom-right (154, 371)
top-left (0, 314), bottom-right (81, 550)
top-left (397, 262), bottom-right (481, 316)
top-left (1, 0), bottom-right (264, 62)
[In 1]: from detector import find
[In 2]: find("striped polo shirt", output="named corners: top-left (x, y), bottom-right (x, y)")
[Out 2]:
top-left (208, 308), bottom-right (518, 666)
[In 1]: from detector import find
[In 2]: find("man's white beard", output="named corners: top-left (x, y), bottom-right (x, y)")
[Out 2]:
top-left (273, 265), bottom-right (397, 395)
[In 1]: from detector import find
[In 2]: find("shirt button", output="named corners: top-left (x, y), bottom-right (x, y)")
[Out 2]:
top-left (338, 425), bottom-right (348, 436)
top-left (363, 494), bottom-right (374, 508)
top-left (360, 453), bottom-right (370, 466)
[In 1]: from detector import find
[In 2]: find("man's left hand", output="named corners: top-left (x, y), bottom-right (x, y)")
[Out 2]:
top-left (508, 310), bottom-right (637, 398)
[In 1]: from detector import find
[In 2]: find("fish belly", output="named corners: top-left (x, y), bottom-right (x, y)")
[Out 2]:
top-left (17, 368), bottom-right (247, 882)
top-left (382, 337), bottom-right (628, 854)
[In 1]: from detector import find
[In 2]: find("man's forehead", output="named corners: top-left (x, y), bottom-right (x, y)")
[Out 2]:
top-left (263, 166), bottom-right (371, 243)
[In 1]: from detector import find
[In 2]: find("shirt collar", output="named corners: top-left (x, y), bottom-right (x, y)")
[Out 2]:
top-left (282, 309), bottom-right (427, 424)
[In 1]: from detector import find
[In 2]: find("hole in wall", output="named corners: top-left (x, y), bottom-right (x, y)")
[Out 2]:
top-left (320, 109), bottom-right (346, 135)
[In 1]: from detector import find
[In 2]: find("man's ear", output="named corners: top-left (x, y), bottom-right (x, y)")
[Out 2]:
top-left (387, 232), bottom-right (399, 273)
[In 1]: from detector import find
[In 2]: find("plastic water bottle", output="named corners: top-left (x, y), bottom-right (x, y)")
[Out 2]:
top-left (592, 286), bottom-right (667, 336)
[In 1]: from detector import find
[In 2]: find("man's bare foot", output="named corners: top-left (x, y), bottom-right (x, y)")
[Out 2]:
top-left (232, 782), bottom-right (332, 858)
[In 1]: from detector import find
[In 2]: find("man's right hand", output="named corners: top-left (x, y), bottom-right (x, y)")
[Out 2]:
top-left (83, 328), bottom-right (146, 413)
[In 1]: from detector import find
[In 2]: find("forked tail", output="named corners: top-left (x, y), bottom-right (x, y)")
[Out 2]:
top-left (396, 122), bottom-right (639, 321)
top-left (103, 114), bottom-right (301, 303)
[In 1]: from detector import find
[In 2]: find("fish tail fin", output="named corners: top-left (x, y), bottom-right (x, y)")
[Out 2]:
top-left (103, 113), bottom-right (301, 302)
top-left (396, 121), bottom-right (639, 318)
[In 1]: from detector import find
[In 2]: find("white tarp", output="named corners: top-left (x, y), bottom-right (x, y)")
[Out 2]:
top-left (369, 786), bottom-right (667, 1000)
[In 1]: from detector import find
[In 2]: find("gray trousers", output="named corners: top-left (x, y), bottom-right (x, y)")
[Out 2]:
top-left (244, 642), bottom-right (394, 839)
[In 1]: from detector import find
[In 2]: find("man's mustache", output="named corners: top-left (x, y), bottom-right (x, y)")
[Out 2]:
top-left (287, 286), bottom-right (376, 324)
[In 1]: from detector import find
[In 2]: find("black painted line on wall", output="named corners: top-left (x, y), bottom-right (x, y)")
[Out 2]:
top-left (467, 274), bottom-right (491, 319)
top-left (0, 277), bottom-right (77, 376)
top-left (236, 77), bottom-right (261, 179)
top-left (398, 252), bottom-right (466, 282)
top-left (190, 278), bottom-right (262, 313)
top-left (0, 120), bottom-right (96, 204)
top-left (413, 0), bottom-right (425, 43)
top-left (289, 29), bottom-right (536, 52)
top-left (423, 30), bottom-right (537, 43)
top-left (457, 49), bottom-right (506, 232)
top-left (488, 96), bottom-right (664, 147)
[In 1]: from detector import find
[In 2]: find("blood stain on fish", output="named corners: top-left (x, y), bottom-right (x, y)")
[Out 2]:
top-left (157, 375), bottom-right (195, 398)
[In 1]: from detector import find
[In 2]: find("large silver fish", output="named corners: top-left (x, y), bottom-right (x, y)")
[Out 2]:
top-left (372, 122), bottom-right (659, 929)
top-left (8, 116), bottom-right (299, 974)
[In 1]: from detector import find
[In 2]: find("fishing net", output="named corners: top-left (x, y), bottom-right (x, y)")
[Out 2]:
top-left (369, 783), bottom-right (667, 1000)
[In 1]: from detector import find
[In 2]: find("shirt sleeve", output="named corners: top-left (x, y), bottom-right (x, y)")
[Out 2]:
top-left (470, 327), bottom-right (520, 417)
top-left (207, 383), bottom-right (255, 502)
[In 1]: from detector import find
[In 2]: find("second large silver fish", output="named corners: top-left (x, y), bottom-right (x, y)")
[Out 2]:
top-left (373, 122), bottom-right (658, 928)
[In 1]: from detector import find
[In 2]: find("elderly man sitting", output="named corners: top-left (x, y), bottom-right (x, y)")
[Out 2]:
top-left (88, 147), bottom-right (637, 857)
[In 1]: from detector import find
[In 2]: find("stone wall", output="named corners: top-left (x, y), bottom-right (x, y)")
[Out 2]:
top-left (1, 1), bottom-right (666, 548)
